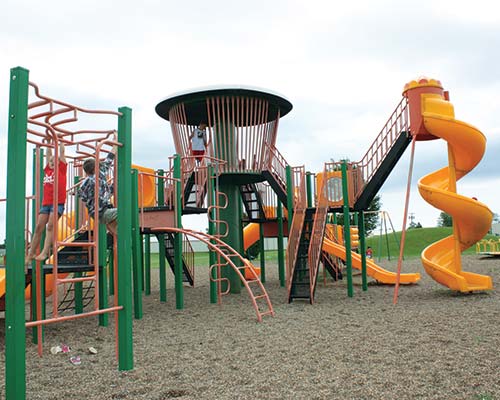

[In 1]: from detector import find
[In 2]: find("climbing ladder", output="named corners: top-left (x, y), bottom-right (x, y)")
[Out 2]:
top-left (153, 227), bottom-right (274, 322)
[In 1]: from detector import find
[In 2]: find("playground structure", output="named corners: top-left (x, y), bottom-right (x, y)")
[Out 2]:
top-left (2, 68), bottom-right (495, 399)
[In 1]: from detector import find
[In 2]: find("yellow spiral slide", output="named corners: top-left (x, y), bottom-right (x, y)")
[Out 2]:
top-left (418, 95), bottom-right (493, 292)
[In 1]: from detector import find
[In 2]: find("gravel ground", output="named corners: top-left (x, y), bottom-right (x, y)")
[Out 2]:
top-left (1, 255), bottom-right (499, 399)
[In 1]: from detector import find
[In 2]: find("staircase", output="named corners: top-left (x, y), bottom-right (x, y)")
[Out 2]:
top-left (240, 183), bottom-right (266, 221)
top-left (288, 208), bottom-right (316, 302)
top-left (262, 145), bottom-right (288, 205)
top-left (183, 170), bottom-right (208, 212)
top-left (156, 232), bottom-right (195, 286)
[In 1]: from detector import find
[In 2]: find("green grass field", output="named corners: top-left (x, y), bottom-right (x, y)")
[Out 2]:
top-left (366, 227), bottom-right (497, 259)
top-left (147, 227), bottom-right (497, 267)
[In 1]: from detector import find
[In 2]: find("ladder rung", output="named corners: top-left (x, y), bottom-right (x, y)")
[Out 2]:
top-left (58, 276), bottom-right (96, 285)
top-left (254, 294), bottom-right (267, 300)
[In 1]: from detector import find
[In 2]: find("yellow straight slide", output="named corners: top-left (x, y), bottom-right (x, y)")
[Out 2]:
top-left (322, 238), bottom-right (420, 284)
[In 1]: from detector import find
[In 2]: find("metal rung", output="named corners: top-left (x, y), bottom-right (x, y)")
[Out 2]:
top-left (259, 311), bottom-right (274, 316)
top-left (254, 294), bottom-right (267, 300)
top-left (57, 241), bottom-right (96, 248)
top-left (58, 276), bottom-right (96, 285)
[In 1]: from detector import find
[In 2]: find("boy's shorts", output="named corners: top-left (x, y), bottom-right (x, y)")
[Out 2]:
top-left (40, 204), bottom-right (65, 216)
top-left (101, 207), bottom-right (118, 224)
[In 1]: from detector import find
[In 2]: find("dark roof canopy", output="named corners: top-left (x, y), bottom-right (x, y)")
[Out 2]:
top-left (155, 85), bottom-right (293, 125)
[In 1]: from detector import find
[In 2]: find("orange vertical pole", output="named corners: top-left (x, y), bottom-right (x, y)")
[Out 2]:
top-left (393, 135), bottom-right (416, 304)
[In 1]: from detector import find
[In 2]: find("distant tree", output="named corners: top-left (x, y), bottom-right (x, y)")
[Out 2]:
top-left (336, 194), bottom-right (381, 235)
top-left (437, 212), bottom-right (453, 227)
top-left (415, 222), bottom-right (422, 228)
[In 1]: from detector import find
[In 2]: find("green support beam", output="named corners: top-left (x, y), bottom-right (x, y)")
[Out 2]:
top-left (259, 223), bottom-right (266, 283)
top-left (5, 66), bottom-right (29, 400)
top-left (131, 169), bottom-right (143, 319)
top-left (173, 154), bottom-right (184, 309)
top-left (358, 211), bottom-right (368, 291)
top-left (74, 176), bottom-right (84, 315)
top-left (157, 169), bottom-right (167, 302)
top-left (285, 166), bottom-right (294, 232)
top-left (207, 164), bottom-right (217, 303)
top-left (98, 224), bottom-right (109, 326)
top-left (144, 234), bottom-right (151, 295)
top-left (341, 161), bottom-right (353, 298)
top-left (117, 106), bottom-right (134, 370)
top-left (277, 200), bottom-right (285, 287)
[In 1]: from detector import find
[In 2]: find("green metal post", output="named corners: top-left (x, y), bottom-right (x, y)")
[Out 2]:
top-left (277, 200), bottom-right (285, 287)
top-left (358, 211), bottom-right (368, 291)
top-left (306, 172), bottom-right (313, 208)
top-left (157, 169), bottom-right (167, 302)
top-left (31, 148), bottom-right (46, 342)
top-left (207, 164), bottom-right (217, 303)
top-left (144, 234), bottom-right (151, 295)
top-left (5, 66), bottom-right (29, 400)
top-left (341, 161), bottom-right (353, 297)
top-left (117, 106), bottom-right (134, 370)
top-left (173, 154), bottom-right (184, 309)
top-left (218, 182), bottom-right (242, 294)
top-left (108, 248), bottom-right (115, 295)
top-left (131, 169), bottom-right (143, 319)
top-left (74, 176), bottom-right (84, 314)
top-left (140, 234), bottom-right (145, 291)
top-left (259, 223), bottom-right (266, 283)
top-left (98, 224), bottom-right (109, 326)
top-left (285, 166), bottom-right (294, 231)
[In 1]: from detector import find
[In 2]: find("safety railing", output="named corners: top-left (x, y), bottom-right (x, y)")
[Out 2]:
top-left (353, 97), bottom-right (409, 200)
top-left (308, 165), bottom-right (329, 301)
top-left (265, 144), bottom-right (289, 193)
top-left (285, 168), bottom-right (307, 294)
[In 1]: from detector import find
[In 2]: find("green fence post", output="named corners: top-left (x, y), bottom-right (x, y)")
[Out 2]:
top-left (131, 168), bottom-right (143, 319)
top-left (358, 211), bottom-right (368, 291)
top-left (341, 161), bottom-right (353, 298)
top-left (157, 169), bottom-right (167, 302)
top-left (144, 234), bottom-right (151, 295)
top-left (5, 66), bottom-right (29, 400)
top-left (98, 224), bottom-right (109, 326)
top-left (173, 155), bottom-right (184, 309)
top-left (277, 200), bottom-right (285, 287)
top-left (117, 106), bottom-right (134, 370)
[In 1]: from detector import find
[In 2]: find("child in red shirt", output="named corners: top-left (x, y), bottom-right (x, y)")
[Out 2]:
top-left (25, 141), bottom-right (67, 264)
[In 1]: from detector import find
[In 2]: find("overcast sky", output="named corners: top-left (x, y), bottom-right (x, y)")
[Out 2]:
top-left (1, 0), bottom-right (500, 240)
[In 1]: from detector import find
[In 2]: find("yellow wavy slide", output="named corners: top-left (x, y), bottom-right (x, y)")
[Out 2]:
top-left (418, 97), bottom-right (493, 291)
top-left (322, 238), bottom-right (420, 284)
